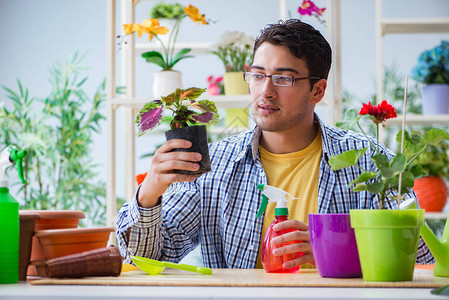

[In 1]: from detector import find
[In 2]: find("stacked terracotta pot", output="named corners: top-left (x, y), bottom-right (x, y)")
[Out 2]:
top-left (19, 210), bottom-right (114, 279)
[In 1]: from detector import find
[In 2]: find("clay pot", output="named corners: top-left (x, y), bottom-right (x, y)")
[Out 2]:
top-left (22, 210), bottom-right (85, 276)
top-left (413, 176), bottom-right (448, 212)
top-left (18, 212), bottom-right (40, 281)
top-left (35, 227), bottom-right (114, 260)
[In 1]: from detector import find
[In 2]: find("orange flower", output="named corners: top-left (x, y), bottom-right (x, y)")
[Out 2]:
top-left (136, 172), bottom-right (148, 185)
top-left (122, 23), bottom-right (134, 35)
top-left (184, 5), bottom-right (208, 25)
top-left (141, 19), bottom-right (169, 42)
top-left (132, 23), bottom-right (145, 37)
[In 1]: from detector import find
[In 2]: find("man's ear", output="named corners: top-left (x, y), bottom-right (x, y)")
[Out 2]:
top-left (310, 79), bottom-right (327, 104)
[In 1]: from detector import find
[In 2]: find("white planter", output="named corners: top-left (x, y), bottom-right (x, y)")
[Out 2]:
top-left (421, 84), bottom-right (449, 115)
top-left (152, 70), bottom-right (183, 99)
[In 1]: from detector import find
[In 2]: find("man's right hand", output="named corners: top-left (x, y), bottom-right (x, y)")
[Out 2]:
top-left (137, 139), bottom-right (202, 208)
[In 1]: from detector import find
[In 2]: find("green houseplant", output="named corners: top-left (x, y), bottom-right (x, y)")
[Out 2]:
top-left (211, 31), bottom-right (254, 128)
top-left (135, 87), bottom-right (219, 175)
top-left (122, 4), bottom-right (209, 98)
top-left (328, 100), bottom-right (449, 281)
top-left (0, 54), bottom-right (106, 226)
top-left (405, 132), bottom-right (449, 212)
top-left (411, 40), bottom-right (449, 114)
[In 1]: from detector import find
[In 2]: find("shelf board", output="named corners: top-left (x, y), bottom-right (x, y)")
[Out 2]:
top-left (135, 42), bottom-right (213, 56)
top-left (380, 18), bottom-right (449, 35)
top-left (385, 114), bottom-right (449, 126)
top-left (424, 211), bottom-right (448, 220)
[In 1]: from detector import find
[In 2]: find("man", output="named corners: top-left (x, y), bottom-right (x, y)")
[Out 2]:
top-left (116, 19), bottom-right (434, 269)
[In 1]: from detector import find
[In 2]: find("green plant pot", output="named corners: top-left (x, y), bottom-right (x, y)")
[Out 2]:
top-left (350, 209), bottom-right (424, 282)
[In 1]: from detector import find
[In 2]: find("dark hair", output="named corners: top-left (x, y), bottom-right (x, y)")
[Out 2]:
top-left (254, 19), bottom-right (332, 88)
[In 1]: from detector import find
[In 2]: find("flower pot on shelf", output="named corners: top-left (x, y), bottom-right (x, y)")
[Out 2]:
top-left (153, 70), bottom-right (183, 99)
top-left (223, 72), bottom-right (249, 128)
top-left (308, 213), bottom-right (362, 278)
top-left (165, 125), bottom-right (211, 176)
top-left (350, 209), bottom-right (424, 282)
top-left (413, 176), bottom-right (448, 212)
top-left (421, 84), bottom-right (449, 115)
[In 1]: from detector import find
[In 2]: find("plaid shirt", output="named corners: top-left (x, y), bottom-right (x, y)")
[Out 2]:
top-left (116, 117), bottom-right (434, 267)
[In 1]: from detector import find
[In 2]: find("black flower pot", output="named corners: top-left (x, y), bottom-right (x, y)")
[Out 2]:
top-left (165, 125), bottom-right (211, 175)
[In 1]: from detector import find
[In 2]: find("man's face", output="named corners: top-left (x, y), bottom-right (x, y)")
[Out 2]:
top-left (250, 42), bottom-right (316, 133)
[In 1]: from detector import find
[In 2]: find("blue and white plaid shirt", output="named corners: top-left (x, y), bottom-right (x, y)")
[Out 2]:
top-left (116, 117), bottom-right (434, 267)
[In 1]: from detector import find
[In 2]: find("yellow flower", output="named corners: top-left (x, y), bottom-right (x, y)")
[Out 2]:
top-left (141, 19), bottom-right (168, 42)
top-left (184, 5), bottom-right (208, 25)
top-left (132, 23), bottom-right (145, 37)
top-left (122, 23), bottom-right (134, 35)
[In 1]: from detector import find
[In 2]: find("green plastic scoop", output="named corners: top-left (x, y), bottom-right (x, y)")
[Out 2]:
top-left (131, 256), bottom-right (212, 275)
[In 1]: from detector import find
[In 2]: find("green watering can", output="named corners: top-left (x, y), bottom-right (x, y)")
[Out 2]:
top-left (400, 199), bottom-right (449, 277)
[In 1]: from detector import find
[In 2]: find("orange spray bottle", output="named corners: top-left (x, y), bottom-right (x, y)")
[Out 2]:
top-left (256, 184), bottom-right (302, 273)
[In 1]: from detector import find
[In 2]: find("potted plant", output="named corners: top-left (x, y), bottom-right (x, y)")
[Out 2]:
top-left (135, 87), bottom-right (219, 175)
top-left (410, 40), bottom-right (449, 114)
top-left (211, 31), bottom-right (254, 128)
top-left (122, 4), bottom-right (210, 98)
top-left (328, 100), bottom-right (449, 281)
top-left (404, 132), bottom-right (449, 212)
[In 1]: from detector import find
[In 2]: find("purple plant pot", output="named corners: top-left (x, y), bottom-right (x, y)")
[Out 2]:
top-left (309, 213), bottom-right (362, 278)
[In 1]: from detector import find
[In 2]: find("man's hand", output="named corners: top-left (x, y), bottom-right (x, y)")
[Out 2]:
top-left (271, 219), bottom-right (314, 269)
top-left (138, 139), bottom-right (202, 208)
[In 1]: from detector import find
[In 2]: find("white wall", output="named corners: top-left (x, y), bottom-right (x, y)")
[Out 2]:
top-left (1, 0), bottom-right (449, 202)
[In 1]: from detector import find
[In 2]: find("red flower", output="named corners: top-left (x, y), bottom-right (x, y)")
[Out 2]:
top-left (359, 100), bottom-right (397, 124)
top-left (136, 172), bottom-right (147, 185)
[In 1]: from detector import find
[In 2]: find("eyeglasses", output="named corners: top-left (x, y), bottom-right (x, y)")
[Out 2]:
top-left (243, 72), bottom-right (321, 87)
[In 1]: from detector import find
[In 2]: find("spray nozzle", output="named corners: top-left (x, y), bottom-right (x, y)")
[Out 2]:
top-left (255, 184), bottom-right (299, 218)
top-left (0, 146), bottom-right (28, 186)
top-left (9, 148), bottom-right (28, 184)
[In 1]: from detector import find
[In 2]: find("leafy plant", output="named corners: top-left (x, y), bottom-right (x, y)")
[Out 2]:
top-left (411, 40), bottom-right (449, 84)
top-left (329, 100), bottom-right (449, 209)
top-left (149, 2), bottom-right (185, 19)
top-left (122, 4), bottom-right (209, 71)
top-left (135, 87), bottom-right (219, 136)
top-left (211, 31), bottom-right (254, 73)
top-left (0, 53), bottom-right (107, 226)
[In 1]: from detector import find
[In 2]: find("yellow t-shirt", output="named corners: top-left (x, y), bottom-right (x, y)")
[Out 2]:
top-left (256, 129), bottom-right (322, 268)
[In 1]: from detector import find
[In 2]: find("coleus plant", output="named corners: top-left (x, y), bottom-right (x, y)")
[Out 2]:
top-left (328, 100), bottom-right (449, 209)
top-left (135, 87), bottom-right (219, 137)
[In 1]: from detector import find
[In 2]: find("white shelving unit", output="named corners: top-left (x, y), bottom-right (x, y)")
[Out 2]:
top-left (375, 0), bottom-right (449, 117)
top-left (105, 0), bottom-right (342, 227)
top-left (375, 0), bottom-right (449, 220)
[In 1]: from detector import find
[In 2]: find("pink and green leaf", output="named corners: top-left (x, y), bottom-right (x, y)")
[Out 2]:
top-left (135, 101), bottom-right (164, 136)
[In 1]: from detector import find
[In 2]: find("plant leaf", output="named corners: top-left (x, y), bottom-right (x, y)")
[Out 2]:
top-left (141, 51), bottom-right (167, 69)
top-left (366, 181), bottom-right (384, 194)
top-left (353, 184), bottom-right (368, 192)
top-left (191, 112), bottom-right (213, 124)
top-left (135, 101), bottom-right (164, 136)
top-left (335, 110), bottom-right (360, 130)
top-left (420, 128), bottom-right (449, 146)
top-left (350, 171), bottom-right (377, 186)
top-left (328, 148), bottom-right (368, 171)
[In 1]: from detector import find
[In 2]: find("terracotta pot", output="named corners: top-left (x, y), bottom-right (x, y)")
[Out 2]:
top-left (35, 227), bottom-right (114, 260)
top-left (22, 210), bottom-right (85, 276)
top-left (413, 176), bottom-right (448, 212)
top-left (18, 212), bottom-right (40, 281)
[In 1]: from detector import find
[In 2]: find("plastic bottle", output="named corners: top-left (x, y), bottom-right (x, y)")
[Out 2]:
top-left (255, 184), bottom-right (302, 273)
top-left (0, 147), bottom-right (27, 284)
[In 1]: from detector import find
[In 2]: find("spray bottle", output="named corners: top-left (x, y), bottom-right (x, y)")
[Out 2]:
top-left (255, 184), bottom-right (302, 273)
top-left (0, 146), bottom-right (27, 284)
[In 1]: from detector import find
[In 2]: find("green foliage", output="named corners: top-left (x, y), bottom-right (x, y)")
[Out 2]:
top-left (135, 87), bottom-right (219, 136)
top-left (149, 2), bottom-right (185, 19)
top-left (0, 53), bottom-right (107, 226)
